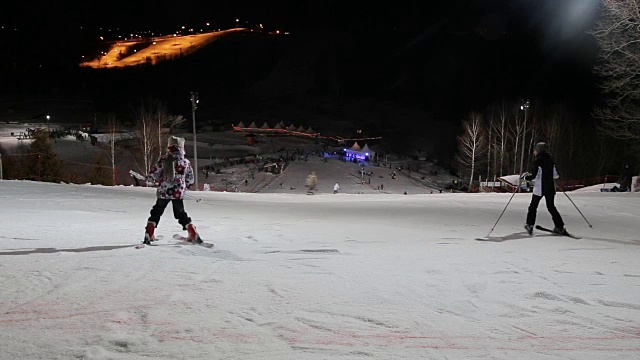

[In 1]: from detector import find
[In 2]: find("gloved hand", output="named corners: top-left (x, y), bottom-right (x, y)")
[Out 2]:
top-left (145, 176), bottom-right (158, 187)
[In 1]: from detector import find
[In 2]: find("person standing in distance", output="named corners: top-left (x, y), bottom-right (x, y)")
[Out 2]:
top-left (144, 136), bottom-right (201, 244)
top-left (523, 142), bottom-right (566, 235)
top-left (620, 163), bottom-right (633, 192)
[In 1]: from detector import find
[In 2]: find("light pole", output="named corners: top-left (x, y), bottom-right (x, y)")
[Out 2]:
top-left (518, 99), bottom-right (530, 192)
top-left (190, 92), bottom-right (199, 190)
top-left (46, 115), bottom-right (50, 133)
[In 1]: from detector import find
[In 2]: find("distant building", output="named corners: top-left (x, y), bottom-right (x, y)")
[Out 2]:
top-left (344, 142), bottom-right (375, 161)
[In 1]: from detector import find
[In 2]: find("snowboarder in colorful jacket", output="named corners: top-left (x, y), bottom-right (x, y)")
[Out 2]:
top-left (143, 136), bottom-right (201, 244)
top-left (523, 142), bottom-right (566, 236)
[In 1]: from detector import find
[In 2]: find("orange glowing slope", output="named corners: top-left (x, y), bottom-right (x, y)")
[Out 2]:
top-left (81, 29), bottom-right (245, 68)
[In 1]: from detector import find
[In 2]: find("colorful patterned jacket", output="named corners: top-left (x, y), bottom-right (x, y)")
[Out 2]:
top-left (148, 145), bottom-right (194, 199)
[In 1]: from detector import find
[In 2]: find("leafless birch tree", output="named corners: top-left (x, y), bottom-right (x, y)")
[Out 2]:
top-left (508, 106), bottom-right (525, 173)
top-left (486, 114), bottom-right (493, 184)
top-left (456, 112), bottom-right (486, 191)
top-left (132, 99), bottom-right (184, 175)
top-left (523, 106), bottom-right (538, 172)
top-left (491, 102), bottom-right (509, 176)
top-left (591, 0), bottom-right (640, 143)
top-left (107, 117), bottom-right (118, 185)
top-left (541, 105), bottom-right (562, 155)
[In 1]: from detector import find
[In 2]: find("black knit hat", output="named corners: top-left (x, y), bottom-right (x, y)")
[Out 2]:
top-left (534, 142), bottom-right (547, 153)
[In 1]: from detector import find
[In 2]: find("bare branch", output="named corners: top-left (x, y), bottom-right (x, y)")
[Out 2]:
top-left (592, 0), bottom-right (640, 141)
top-left (457, 112), bottom-right (487, 191)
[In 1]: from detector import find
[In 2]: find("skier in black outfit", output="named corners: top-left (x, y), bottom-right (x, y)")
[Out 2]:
top-left (523, 142), bottom-right (566, 235)
top-left (620, 163), bottom-right (633, 191)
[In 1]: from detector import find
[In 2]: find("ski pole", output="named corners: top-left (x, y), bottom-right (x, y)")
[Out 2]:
top-left (556, 184), bottom-right (593, 228)
top-left (486, 177), bottom-right (521, 237)
top-left (600, 175), bottom-right (607, 192)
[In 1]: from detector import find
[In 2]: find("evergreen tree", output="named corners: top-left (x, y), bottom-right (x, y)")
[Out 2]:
top-left (88, 153), bottom-right (113, 185)
top-left (0, 144), bottom-right (25, 180)
top-left (25, 130), bottom-right (63, 182)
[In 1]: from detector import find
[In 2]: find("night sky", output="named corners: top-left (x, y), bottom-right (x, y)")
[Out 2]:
top-left (2, 1), bottom-right (600, 90)
top-left (1, 0), bottom-right (602, 149)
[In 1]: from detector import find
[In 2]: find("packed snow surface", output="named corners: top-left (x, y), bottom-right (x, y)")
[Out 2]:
top-left (0, 180), bottom-right (639, 359)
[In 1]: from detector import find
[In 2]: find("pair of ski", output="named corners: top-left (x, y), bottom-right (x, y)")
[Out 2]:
top-left (135, 234), bottom-right (214, 249)
top-left (533, 225), bottom-right (581, 239)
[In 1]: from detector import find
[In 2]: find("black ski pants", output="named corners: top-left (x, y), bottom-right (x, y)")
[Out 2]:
top-left (148, 198), bottom-right (192, 229)
top-left (526, 193), bottom-right (564, 228)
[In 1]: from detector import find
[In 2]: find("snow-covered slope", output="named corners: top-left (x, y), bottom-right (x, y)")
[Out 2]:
top-left (0, 180), bottom-right (639, 359)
